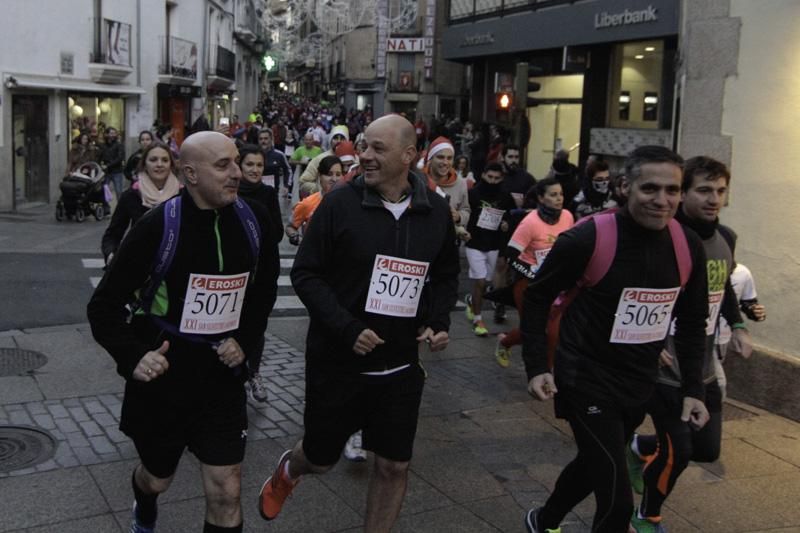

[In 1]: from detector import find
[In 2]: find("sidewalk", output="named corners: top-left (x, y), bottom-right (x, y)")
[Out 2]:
top-left (1, 315), bottom-right (800, 532)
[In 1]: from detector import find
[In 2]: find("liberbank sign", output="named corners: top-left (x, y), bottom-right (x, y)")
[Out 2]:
top-left (594, 5), bottom-right (658, 29)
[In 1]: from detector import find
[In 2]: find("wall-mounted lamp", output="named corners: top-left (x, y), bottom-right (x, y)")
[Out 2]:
top-left (5, 76), bottom-right (18, 89)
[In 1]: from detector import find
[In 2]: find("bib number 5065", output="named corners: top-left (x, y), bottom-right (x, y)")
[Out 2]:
top-left (619, 303), bottom-right (671, 327)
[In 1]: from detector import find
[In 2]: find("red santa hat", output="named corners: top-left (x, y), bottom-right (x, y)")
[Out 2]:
top-left (335, 141), bottom-right (357, 165)
top-left (426, 136), bottom-right (455, 163)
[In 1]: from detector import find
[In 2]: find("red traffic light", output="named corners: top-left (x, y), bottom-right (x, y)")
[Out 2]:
top-left (497, 92), bottom-right (512, 109)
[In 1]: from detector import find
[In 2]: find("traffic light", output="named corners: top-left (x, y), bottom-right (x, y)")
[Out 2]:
top-left (515, 62), bottom-right (542, 108)
top-left (496, 92), bottom-right (512, 110)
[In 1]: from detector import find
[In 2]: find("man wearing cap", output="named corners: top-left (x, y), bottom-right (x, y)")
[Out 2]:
top-left (299, 125), bottom-right (350, 196)
top-left (424, 136), bottom-right (470, 239)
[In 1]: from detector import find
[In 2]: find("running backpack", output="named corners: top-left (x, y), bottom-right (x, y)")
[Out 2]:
top-left (138, 195), bottom-right (261, 323)
top-left (544, 211), bottom-right (692, 369)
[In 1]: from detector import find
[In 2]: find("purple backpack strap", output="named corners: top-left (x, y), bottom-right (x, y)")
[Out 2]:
top-left (580, 212), bottom-right (617, 287)
top-left (667, 218), bottom-right (692, 287)
top-left (140, 196), bottom-right (181, 313)
top-left (232, 198), bottom-right (261, 263)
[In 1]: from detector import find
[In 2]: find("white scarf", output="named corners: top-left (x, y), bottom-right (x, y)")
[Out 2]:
top-left (136, 171), bottom-right (181, 208)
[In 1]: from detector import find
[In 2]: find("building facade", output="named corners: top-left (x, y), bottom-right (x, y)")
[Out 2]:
top-left (441, 0), bottom-right (800, 414)
top-left (0, 0), bottom-right (268, 211)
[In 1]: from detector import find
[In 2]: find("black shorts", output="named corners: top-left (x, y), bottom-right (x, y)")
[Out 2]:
top-left (302, 364), bottom-right (425, 466)
top-left (130, 386), bottom-right (248, 479)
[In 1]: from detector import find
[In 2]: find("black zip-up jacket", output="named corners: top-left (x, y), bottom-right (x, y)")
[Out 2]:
top-left (521, 210), bottom-right (709, 405)
top-left (291, 173), bottom-right (460, 374)
top-left (100, 188), bottom-right (150, 261)
top-left (88, 189), bottom-right (281, 381)
top-left (100, 141), bottom-right (125, 174)
top-left (236, 181), bottom-right (283, 244)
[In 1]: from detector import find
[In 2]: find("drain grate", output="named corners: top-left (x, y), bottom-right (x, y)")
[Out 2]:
top-left (0, 426), bottom-right (58, 473)
top-left (0, 348), bottom-right (48, 377)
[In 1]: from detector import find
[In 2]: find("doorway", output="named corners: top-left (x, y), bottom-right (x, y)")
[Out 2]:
top-left (12, 95), bottom-right (50, 207)
top-left (526, 103), bottom-right (582, 179)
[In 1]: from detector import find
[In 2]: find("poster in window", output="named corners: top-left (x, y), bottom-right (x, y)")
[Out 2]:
top-left (104, 19), bottom-right (131, 66)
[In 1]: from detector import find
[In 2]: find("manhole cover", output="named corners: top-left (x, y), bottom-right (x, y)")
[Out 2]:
top-left (0, 348), bottom-right (48, 377)
top-left (0, 426), bottom-right (58, 473)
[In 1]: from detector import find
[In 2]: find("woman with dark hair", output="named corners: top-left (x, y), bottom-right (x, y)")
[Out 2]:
top-left (101, 142), bottom-right (180, 265)
top-left (124, 130), bottom-right (154, 181)
top-left (285, 155), bottom-right (343, 245)
top-left (69, 133), bottom-right (97, 170)
top-left (495, 177), bottom-right (574, 367)
top-left (236, 143), bottom-right (283, 403)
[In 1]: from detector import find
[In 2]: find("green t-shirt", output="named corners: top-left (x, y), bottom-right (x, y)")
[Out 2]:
top-left (291, 145), bottom-right (322, 162)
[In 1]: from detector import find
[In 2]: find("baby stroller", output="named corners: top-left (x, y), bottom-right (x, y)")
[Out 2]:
top-left (55, 162), bottom-right (108, 222)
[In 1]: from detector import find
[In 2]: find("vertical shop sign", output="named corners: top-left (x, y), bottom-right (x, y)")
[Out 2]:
top-left (376, 0), bottom-right (389, 78)
top-left (424, 0), bottom-right (436, 79)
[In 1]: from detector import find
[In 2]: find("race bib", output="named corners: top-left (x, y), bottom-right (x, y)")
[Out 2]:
top-left (180, 273), bottom-right (249, 334)
top-left (706, 290), bottom-right (724, 336)
top-left (365, 255), bottom-right (429, 317)
top-left (610, 287), bottom-right (680, 344)
top-left (477, 207), bottom-right (503, 230)
top-left (534, 247), bottom-right (551, 266)
top-left (261, 175), bottom-right (275, 187)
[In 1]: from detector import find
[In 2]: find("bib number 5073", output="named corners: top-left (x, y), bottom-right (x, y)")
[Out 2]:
top-left (373, 272), bottom-right (421, 300)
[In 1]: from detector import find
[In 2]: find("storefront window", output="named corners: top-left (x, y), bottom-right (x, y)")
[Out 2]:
top-left (609, 40), bottom-right (664, 129)
top-left (68, 94), bottom-right (125, 145)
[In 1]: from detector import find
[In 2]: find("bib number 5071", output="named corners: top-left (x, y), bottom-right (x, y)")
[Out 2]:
top-left (189, 291), bottom-right (241, 316)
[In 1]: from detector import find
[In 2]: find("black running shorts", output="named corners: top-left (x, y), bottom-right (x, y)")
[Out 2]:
top-left (131, 385), bottom-right (248, 479)
top-left (302, 365), bottom-right (425, 466)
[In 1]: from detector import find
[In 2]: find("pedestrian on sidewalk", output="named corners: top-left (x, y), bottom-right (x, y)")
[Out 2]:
top-left (258, 114), bottom-right (459, 531)
top-left (521, 146), bottom-right (710, 533)
top-left (88, 131), bottom-right (280, 533)
top-left (236, 143), bottom-right (284, 403)
top-left (628, 156), bottom-right (754, 532)
top-left (101, 142), bottom-right (180, 266)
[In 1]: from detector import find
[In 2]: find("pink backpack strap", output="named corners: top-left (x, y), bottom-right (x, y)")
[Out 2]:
top-left (580, 212), bottom-right (617, 287)
top-left (667, 219), bottom-right (692, 287)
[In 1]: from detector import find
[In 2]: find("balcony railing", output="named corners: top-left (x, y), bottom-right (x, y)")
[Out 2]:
top-left (158, 36), bottom-right (198, 80)
top-left (448, 0), bottom-right (574, 23)
top-left (208, 45), bottom-right (236, 81)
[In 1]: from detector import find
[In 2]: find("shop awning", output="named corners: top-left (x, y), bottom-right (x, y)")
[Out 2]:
top-left (5, 74), bottom-right (146, 95)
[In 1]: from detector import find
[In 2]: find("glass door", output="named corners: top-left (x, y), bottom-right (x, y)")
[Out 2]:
top-left (12, 95), bottom-right (50, 207)
top-left (526, 102), bottom-right (582, 179)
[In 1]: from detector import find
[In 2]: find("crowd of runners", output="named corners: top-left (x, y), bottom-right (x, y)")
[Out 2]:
top-left (86, 95), bottom-right (766, 533)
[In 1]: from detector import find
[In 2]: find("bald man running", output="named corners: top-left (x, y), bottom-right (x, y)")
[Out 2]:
top-left (258, 115), bottom-right (460, 531)
top-left (89, 132), bottom-right (280, 533)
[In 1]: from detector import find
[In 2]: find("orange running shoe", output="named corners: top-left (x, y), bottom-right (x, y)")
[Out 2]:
top-left (259, 450), bottom-right (299, 521)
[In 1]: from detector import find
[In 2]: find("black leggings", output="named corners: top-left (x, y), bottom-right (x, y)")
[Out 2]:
top-left (638, 381), bottom-right (723, 518)
top-left (539, 393), bottom-right (645, 533)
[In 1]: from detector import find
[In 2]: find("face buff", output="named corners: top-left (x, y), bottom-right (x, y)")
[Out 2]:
top-left (592, 180), bottom-right (610, 194)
